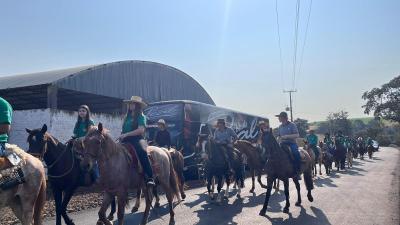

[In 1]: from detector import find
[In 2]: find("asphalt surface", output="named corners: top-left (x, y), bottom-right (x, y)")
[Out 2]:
top-left (44, 147), bottom-right (399, 225)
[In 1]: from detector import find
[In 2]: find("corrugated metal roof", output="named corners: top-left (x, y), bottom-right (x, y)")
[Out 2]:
top-left (0, 65), bottom-right (96, 89)
top-left (0, 60), bottom-right (215, 105)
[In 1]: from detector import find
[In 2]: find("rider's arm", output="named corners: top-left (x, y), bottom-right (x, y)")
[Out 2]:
top-left (281, 123), bottom-right (299, 140)
top-left (121, 114), bottom-right (146, 138)
top-left (0, 124), bottom-right (10, 135)
top-left (0, 100), bottom-right (12, 135)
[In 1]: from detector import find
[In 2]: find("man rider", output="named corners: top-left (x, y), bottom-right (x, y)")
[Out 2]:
top-left (276, 112), bottom-right (302, 180)
top-left (214, 118), bottom-right (238, 171)
top-left (0, 97), bottom-right (24, 185)
top-left (306, 129), bottom-right (319, 160)
top-left (324, 133), bottom-right (335, 155)
top-left (256, 120), bottom-right (272, 160)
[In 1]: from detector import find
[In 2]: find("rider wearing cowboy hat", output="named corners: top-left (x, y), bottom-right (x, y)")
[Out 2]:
top-left (276, 111), bottom-right (302, 180)
top-left (119, 96), bottom-right (155, 186)
top-left (306, 129), bottom-right (320, 160)
top-left (213, 118), bottom-right (238, 171)
top-left (154, 119), bottom-right (171, 149)
top-left (256, 119), bottom-right (272, 160)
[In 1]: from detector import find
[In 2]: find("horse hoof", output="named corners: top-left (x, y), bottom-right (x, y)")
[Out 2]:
top-left (181, 193), bottom-right (186, 199)
top-left (131, 206), bottom-right (139, 213)
top-left (249, 189), bottom-right (255, 193)
top-left (283, 207), bottom-right (289, 214)
top-left (223, 196), bottom-right (228, 200)
top-left (106, 215), bottom-right (114, 221)
top-left (295, 202), bottom-right (301, 207)
top-left (259, 208), bottom-right (266, 216)
top-left (155, 202), bottom-right (161, 208)
top-left (169, 218), bottom-right (175, 225)
top-left (308, 194), bottom-right (314, 202)
top-left (96, 221), bottom-right (104, 225)
top-left (236, 194), bottom-right (241, 199)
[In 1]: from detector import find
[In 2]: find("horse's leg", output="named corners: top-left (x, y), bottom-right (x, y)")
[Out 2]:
top-left (283, 178), bottom-right (291, 213)
top-left (153, 185), bottom-right (160, 208)
top-left (165, 187), bottom-right (175, 225)
top-left (107, 197), bottom-right (116, 221)
top-left (207, 173), bottom-right (214, 200)
top-left (293, 178), bottom-right (302, 206)
top-left (61, 187), bottom-right (77, 225)
top-left (216, 175), bottom-right (224, 203)
top-left (319, 160), bottom-right (322, 175)
top-left (98, 192), bottom-right (113, 225)
top-left (259, 177), bottom-right (274, 216)
top-left (132, 189), bottom-right (142, 213)
top-left (18, 195), bottom-right (35, 225)
top-left (53, 189), bottom-right (63, 225)
top-left (116, 193), bottom-right (128, 225)
top-left (141, 186), bottom-right (152, 225)
top-left (257, 170), bottom-right (267, 189)
top-left (250, 168), bottom-right (255, 193)
top-left (224, 174), bottom-right (230, 199)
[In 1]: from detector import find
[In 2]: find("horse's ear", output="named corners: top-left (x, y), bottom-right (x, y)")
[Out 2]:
top-left (26, 128), bottom-right (32, 134)
top-left (41, 124), bottom-right (47, 134)
top-left (98, 123), bottom-right (103, 133)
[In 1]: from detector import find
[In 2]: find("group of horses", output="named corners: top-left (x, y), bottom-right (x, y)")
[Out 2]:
top-left (0, 123), bottom-right (377, 225)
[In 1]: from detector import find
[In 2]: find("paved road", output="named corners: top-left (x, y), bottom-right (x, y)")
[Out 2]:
top-left (44, 147), bottom-right (399, 225)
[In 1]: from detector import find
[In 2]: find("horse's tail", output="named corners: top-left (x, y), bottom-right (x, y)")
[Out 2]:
top-left (33, 177), bottom-right (46, 225)
top-left (168, 153), bottom-right (181, 201)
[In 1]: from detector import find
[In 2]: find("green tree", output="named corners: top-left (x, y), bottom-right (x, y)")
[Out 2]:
top-left (362, 75), bottom-right (400, 123)
top-left (326, 111), bottom-right (352, 136)
top-left (294, 118), bottom-right (309, 138)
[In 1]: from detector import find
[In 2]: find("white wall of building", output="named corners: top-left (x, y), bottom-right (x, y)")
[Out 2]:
top-left (9, 109), bottom-right (124, 150)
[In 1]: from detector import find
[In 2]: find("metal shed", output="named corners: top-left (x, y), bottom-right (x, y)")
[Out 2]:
top-left (0, 60), bottom-right (215, 113)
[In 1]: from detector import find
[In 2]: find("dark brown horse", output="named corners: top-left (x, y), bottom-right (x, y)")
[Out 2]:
top-left (26, 125), bottom-right (88, 225)
top-left (259, 132), bottom-right (314, 216)
top-left (234, 140), bottom-right (267, 192)
top-left (81, 123), bottom-right (180, 225)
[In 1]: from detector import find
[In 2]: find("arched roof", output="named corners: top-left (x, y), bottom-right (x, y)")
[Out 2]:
top-left (0, 60), bottom-right (215, 106)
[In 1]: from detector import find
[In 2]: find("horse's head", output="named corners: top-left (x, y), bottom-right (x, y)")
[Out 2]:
top-left (196, 134), bottom-right (210, 160)
top-left (26, 124), bottom-right (50, 159)
top-left (81, 123), bottom-right (106, 171)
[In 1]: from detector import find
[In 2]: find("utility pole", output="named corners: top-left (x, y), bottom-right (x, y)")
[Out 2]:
top-left (284, 90), bottom-right (297, 122)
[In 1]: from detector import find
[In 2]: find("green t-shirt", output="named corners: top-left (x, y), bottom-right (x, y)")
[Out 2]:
top-left (0, 97), bottom-right (13, 143)
top-left (122, 113), bottom-right (147, 134)
top-left (306, 134), bottom-right (318, 146)
top-left (73, 119), bottom-right (95, 138)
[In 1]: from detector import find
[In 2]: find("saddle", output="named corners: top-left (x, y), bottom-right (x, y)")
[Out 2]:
top-left (122, 143), bottom-right (143, 174)
top-left (0, 144), bottom-right (26, 190)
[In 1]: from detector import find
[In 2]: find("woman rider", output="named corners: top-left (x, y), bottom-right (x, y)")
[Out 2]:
top-left (119, 96), bottom-right (155, 186)
top-left (72, 105), bottom-right (98, 181)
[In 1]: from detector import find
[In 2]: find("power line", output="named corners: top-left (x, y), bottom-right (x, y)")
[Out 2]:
top-left (275, 0), bottom-right (285, 91)
top-left (297, 0), bottom-right (313, 85)
top-left (292, 0), bottom-right (301, 90)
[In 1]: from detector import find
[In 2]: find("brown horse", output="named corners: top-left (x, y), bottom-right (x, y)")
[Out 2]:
top-left (259, 132), bottom-right (314, 216)
top-left (234, 140), bottom-right (267, 192)
top-left (303, 141), bottom-right (322, 177)
top-left (0, 144), bottom-right (46, 225)
top-left (81, 123), bottom-right (180, 225)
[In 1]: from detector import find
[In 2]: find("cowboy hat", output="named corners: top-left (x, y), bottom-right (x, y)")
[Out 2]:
top-left (157, 119), bottom-right (166, 126)
top-left (275, 111), bottom-right (288, 118)
top-left (123, 96), bottom-right (147, 107)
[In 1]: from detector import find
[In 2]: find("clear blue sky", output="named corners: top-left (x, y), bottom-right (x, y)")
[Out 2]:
top-left (1, 0), bottom-right (399, 126)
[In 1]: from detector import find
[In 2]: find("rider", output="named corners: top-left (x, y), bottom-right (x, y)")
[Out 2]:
top-left (276, 112), bottom-right (302, 180)
top-left (324, 133), bottom-right (335, 155)
top-left (0, 97), bottom-right (24, 184)
top-left (213, 118), bottom-right (238, 171)
top-left (119, 96), bottom-right (155, 187)
top-left (306, 129), bottom-right (319, 160)
top-left (154, 119), bottom-right (171, 149)
top-left (72, 105), bottom-right (98, 182)
top-left (256, 119), bottom-right (272, 160)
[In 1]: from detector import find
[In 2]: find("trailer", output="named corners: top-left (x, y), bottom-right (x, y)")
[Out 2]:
top-left (144, 100), bottom-right (268, 179)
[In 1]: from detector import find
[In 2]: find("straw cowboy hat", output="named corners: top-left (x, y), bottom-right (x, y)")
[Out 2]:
top-left (157, 119), bottom-right (166, 127)
top-left (123, 96), bottom-right (147, 107)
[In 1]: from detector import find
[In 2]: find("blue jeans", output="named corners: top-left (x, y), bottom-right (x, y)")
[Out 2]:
top-left (281, 142), bottom-right (301, 173)
top-left (0, 142), bottom-right (5, 156)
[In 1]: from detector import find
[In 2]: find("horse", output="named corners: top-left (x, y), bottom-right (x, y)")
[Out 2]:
top-left (259, 132), bottom-right (314, 216)
top-left (0, 144), bottom-right (46, 225)
top-left (334, 141), bottom-right (346, 171)
top-left (303, 141), bottom-right (322, 177)
top-left (81, 123), bottom-right (180, 225)
top-left (319, 142), bottom-right (333, 175)
top-left (26, 124), bottom-right (92, 225)
top-left (367, 144), bottom-right (374, 159)
top-left (196, 134), bottom-right (244, 202)
top-left (357, 138), bottom-right (366, 160)
top-left (234, 140), bottom-right (267, 193)
top-left (346, 146), bottom-right (353, 168)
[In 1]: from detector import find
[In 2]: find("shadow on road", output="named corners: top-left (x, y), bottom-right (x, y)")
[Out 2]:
top-left (263, 206), bottom-right (332, 225)
top-left (314, 176), bottom-right (337, 188)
